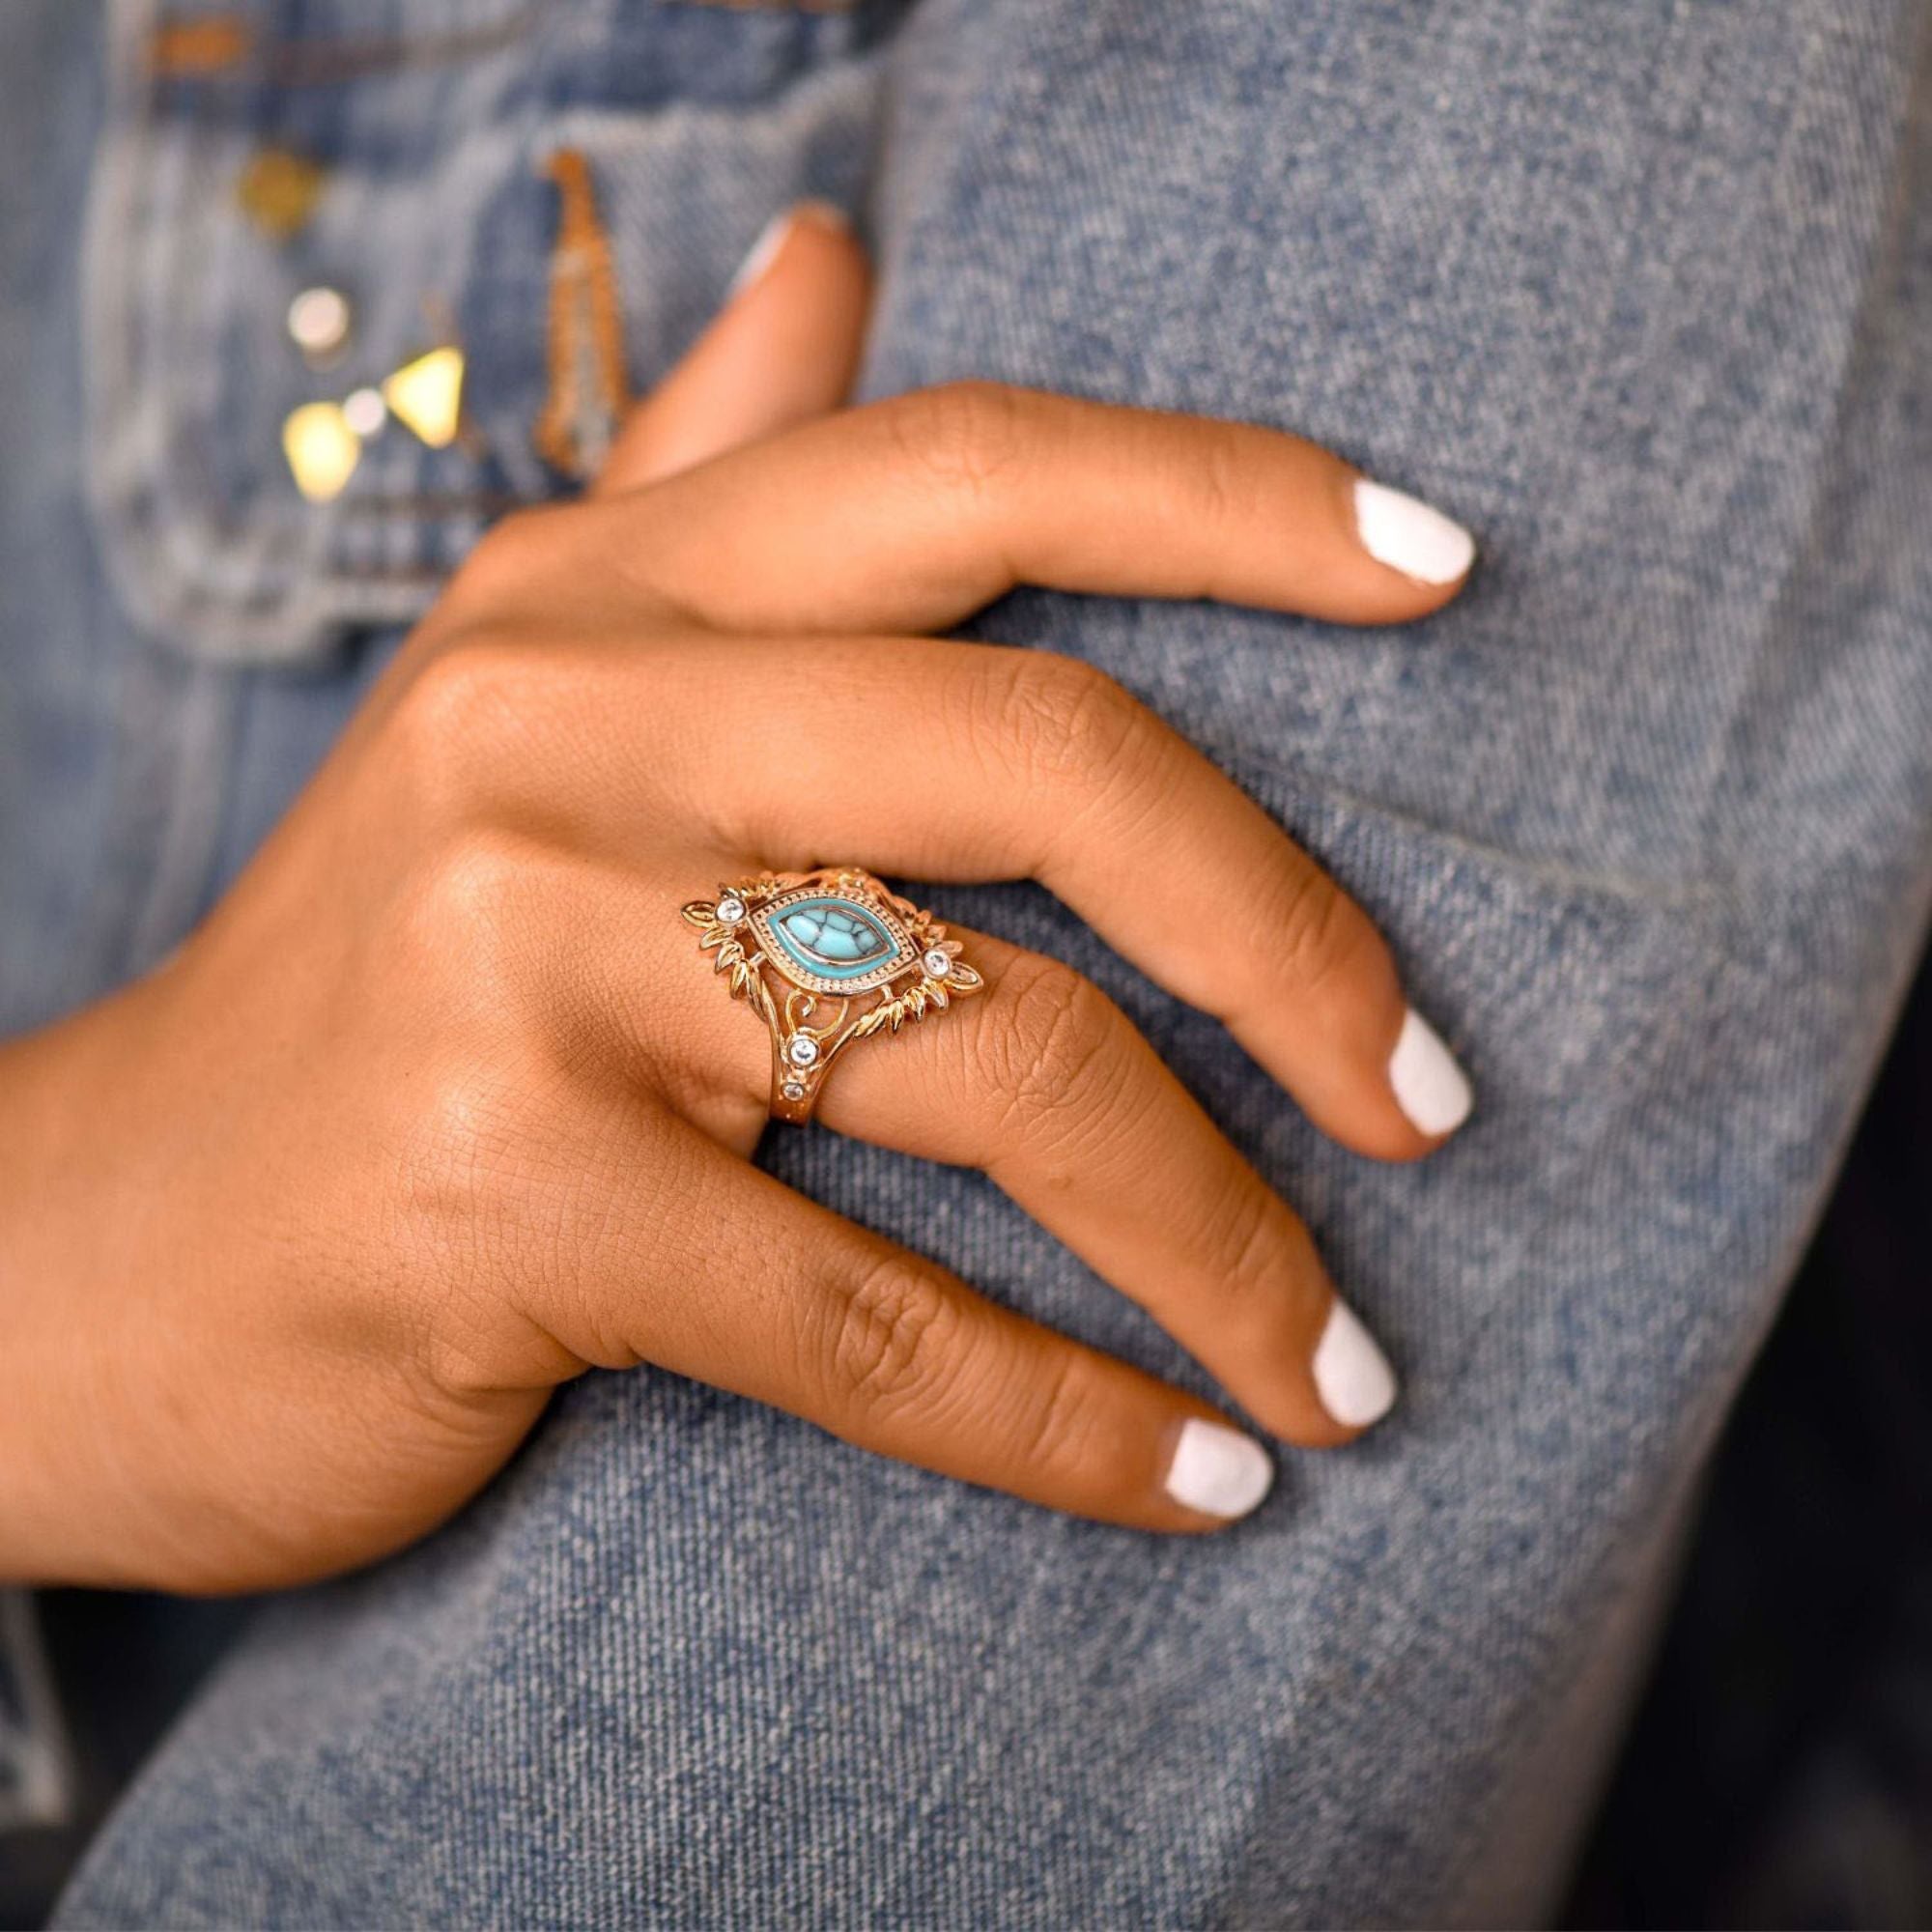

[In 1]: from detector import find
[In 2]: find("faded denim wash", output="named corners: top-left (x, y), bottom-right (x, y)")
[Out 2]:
top-left (2, 0), bottom-right (1928, 1925)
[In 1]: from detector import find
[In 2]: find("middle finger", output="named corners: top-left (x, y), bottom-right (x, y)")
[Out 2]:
top-left (654, 635), bottom-right (1475, 1157)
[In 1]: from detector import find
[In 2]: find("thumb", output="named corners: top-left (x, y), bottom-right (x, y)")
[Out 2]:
top-left (594, 202), bottom-right (871, 496)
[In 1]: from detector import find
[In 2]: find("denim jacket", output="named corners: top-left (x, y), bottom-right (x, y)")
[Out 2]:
top-left (10, 0), bottom-right (1932, 1921)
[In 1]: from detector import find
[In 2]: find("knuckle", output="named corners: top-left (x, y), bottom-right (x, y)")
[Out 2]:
top-left (402, 1054), bottom-right (530, 1210)
top-left (1187, 428), bottom-right (1260, 541)
top-left (993, 650), bottom-right (1149, 787)
top-left (995, 957), bottom-right (1125, 1136)
top-left (1009, 1348), bottom-right (1101, 1474)
top-left (826, 1253), bottom-right (958, 1418)
top-left (383, 629), bottom-right (533, 810)
top-left (1255, 862), bottom-right (1369, 1002)
top-left (387, 1034), bottom-right (551, 1281)
top-left (443, 505), bottom-right (567, 611)
top-left (414, 823), bottom-right (537, 928)
top-left (885, 379), bottom-right (1031, 497)
top-left (394, 825), bottom-right (554, 1003)
top-left (1205, 1171), bottom-right (1288, 1318)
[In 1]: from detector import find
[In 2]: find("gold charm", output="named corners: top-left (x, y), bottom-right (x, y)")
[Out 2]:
top-left (280, 401), bottom-right (362, 504)
top-left (236, 147), bottom-right (325, 241)
top-left (382, 346), bottom-right (466, 449)
top-left (155, 15), bottom-right (254, 75)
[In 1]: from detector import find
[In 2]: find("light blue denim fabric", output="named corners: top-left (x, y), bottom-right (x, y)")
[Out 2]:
top-left (6, 0), bottom-right (1930, 1924)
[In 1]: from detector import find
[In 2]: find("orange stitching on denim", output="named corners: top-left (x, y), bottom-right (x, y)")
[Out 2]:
top-left (151, 12), bottom-right (543, 87)
top-left (151, 15), bottom-right (254, 74)
top-left (533, 150), bottom-right (634, 480)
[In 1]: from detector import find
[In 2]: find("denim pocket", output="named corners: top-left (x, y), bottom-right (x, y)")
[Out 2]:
top-left (83, 0), bottom-right (904, 667)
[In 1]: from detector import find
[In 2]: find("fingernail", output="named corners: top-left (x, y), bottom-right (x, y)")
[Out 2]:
top-left (727, 200), bottom-right (850, 299)
top-left (1388, 1006), bottom-right (1474, 1137)
top-left (1352, 477), bottom-right (1476, 586)
top-left (1312, 1300), bottom-right (1399, 1430)
top-left (1164, 1418), bottom-right (1274, 1520)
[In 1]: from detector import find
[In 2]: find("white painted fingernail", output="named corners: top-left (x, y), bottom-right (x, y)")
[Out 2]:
top-left (1164, 1419), bottom-right (1274, 1520)
top-left (1388, 1006), bottom-right (1474, 1137)
top-left (727, 200), bottom-right (850, 299)
top-left (1352, 478), bottom-right (1476, 586)
top-left (1313, 1300), bottom-right (1399, 1429)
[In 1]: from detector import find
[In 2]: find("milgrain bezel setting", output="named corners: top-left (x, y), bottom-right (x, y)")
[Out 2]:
top-left (680, 867), bottom-right (984, 1125)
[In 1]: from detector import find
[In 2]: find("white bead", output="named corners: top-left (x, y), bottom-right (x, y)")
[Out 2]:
top-left (287, 286), bottom-right (352, 360)
top-left (341, 385), bottom-right (387, 438)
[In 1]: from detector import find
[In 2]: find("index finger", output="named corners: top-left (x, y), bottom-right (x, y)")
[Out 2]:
top-left (606, 381), bottom-right (1476, 636)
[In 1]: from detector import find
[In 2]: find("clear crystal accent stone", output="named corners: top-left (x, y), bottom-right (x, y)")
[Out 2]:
top-left (717, 895), bottom-right (746, 924)
top-left (781, 1079), bottom-right (806, 1102)
top-left (923, 949), bottom-right (952, 979)
top-left (788, 1036), bottom-right (820, 1067)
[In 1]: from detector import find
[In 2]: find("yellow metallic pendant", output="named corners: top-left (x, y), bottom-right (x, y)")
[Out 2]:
top-left (280, 401), bottom-right (362, 504)
top-left (236, 148), bottom-right (326, 242)
top-left (381, 346), bottom-right (465, 448)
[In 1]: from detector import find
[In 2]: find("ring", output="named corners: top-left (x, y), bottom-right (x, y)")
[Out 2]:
top-left (682, 867), bottom-right (984, 1125)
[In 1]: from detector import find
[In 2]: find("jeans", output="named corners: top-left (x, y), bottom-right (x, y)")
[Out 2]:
top-left (6, 0), bottom-right (1930, 1924)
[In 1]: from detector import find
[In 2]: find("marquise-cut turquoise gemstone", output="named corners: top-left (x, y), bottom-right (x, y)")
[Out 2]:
top-left (771, 897), bottom-right (899, 980)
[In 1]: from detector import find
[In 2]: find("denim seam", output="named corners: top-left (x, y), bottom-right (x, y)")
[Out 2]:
top-left (156, 3), bottom-right (546, 88)
top-left (1210, 741), bottom-right (1733, 913)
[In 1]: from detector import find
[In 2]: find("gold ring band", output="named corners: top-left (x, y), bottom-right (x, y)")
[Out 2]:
top-left (682, 868), bottom-right (984, 1125)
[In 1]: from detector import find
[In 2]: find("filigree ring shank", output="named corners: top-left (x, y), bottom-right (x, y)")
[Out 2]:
top-left (681, 868), bottom-right (984, 1125)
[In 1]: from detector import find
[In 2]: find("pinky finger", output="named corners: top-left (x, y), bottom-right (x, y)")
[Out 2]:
top-left (586, 1124), bottom-right (1276, 1530)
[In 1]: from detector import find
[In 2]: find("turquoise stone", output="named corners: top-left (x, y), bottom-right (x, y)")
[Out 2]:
top-left (771, 897), bottom-right (899, 980)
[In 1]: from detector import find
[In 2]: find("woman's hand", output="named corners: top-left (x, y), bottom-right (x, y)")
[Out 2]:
top-left (0, 207), bottom-right (1475, 1591)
